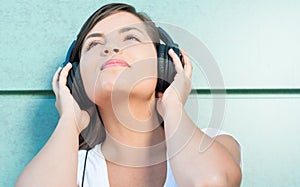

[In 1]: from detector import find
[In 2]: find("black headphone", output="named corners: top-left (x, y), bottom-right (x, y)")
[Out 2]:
top-left (61, 26), bottom-right (182, 95)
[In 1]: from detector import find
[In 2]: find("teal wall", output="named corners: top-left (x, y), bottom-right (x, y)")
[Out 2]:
top-left (1, 0), bottom-right (300, 186)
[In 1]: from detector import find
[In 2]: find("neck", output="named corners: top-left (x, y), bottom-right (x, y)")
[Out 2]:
top-left (98, 94), bottom-right (166, 167)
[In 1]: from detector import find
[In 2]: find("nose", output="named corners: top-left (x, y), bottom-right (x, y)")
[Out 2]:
top-left (103, 47), bottom-right (120, 55)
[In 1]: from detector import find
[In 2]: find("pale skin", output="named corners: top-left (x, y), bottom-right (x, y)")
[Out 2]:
top-left (15, 11), bottom-right (241, 187)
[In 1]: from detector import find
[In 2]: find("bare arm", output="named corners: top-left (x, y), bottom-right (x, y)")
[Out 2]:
top-left (15, 64), bottom-right (89, 187)
top-left (15, 117), bottom-right (80, 187)
top-left (157, 49), bottom-right (241, 187)
top-left (164, 106), bottom-right (241, 187)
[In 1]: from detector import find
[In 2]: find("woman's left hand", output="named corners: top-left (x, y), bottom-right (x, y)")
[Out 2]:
top-left (156, 48), bottom-right (192, 117)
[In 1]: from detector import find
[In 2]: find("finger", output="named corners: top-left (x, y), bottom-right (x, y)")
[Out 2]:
top-left (157, 92), bottom-right (163, 98)
top-left (52, 66), bottom-right (62, 94)
top-left (168, 48), bottom-right (184, 73)
top-left (180, 49), bottom-right (193, 79)
top-left (59, 63), bottom-right (72, 88)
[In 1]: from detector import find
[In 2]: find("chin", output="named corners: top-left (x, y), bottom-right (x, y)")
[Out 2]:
top-left (91, 67), bottom-right (157, 104)
top-left (92, 80), bottom-right (129, 106)
top-left (93, 81), bottom-right (157, 107)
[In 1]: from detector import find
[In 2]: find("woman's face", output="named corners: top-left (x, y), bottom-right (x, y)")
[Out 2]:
top-left (79, 11), bottom-right (158, 106)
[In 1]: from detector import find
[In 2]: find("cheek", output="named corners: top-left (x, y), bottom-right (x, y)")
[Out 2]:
top-left (118, 44), bottom-right (158, 96)
top-left (125, 43), bottom-right (157, 73)
top-left (125, 58), bottom-right (158, 98)
top-left (128, 43), bottom-right (157, 62)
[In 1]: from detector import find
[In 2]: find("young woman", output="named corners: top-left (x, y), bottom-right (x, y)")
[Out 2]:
top-left (16, 3), bottom-right (242, 187)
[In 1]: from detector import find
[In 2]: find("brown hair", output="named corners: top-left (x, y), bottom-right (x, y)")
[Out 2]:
top-left (70, 3), bottom-right (160, 150)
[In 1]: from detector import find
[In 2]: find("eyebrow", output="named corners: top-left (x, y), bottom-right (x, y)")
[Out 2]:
top-left (84, 26), bottom-right (146, 41)
top-left (118, 27), bottom-right (145, 35)
top-left (85, 33), bottom-right (104, 41)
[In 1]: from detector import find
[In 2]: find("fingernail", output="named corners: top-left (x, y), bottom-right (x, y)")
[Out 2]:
top-left (169, 48), bottom-right (174, 53)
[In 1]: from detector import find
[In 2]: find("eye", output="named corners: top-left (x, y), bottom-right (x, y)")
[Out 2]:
top-left (86, 40), bottom-right (104, 51)
top-left (124, 34), bottom-right (141, 42)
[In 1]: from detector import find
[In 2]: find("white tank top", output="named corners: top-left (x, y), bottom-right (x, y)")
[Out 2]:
top-left (77, 128), bottom-right (242, 187)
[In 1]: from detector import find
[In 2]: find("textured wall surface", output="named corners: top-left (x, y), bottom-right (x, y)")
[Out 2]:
top-left (1, 0), bottom-right (300, 187)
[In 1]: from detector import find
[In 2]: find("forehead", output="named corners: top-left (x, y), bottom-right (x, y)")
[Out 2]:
top-left (88, 11), bottom-right (146, 35)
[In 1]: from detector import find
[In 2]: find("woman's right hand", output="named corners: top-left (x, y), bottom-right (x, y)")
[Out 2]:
top-left (52, 63), bottom-right (90, 134)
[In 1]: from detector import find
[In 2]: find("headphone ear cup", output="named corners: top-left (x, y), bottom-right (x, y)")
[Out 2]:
top-left (65, 61), bottom-right (95, 110)
top-left (66, 61), bottom-right (79, 93)
top-left (156, 44), bottom-right (181, 94)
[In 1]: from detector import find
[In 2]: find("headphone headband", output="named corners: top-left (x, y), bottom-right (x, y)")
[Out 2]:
top-left (157, 26), bottom-right (179, 48)
top-left (63, 40), bottom-right (76, 67)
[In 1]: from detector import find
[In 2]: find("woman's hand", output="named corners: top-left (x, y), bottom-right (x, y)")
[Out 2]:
top-left (52, 63), bottom-right (90, 134)
top-left (156, 49), bottom-right (192, 117)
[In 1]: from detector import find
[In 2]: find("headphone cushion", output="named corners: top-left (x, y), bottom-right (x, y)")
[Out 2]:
top-left (66, 61), bottom-right (79, 93)
top-left (156, 44), bottom-right (181, 94)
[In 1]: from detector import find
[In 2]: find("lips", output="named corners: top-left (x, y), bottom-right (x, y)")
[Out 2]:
top-left (101, 59), bottom-right (130, 70)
